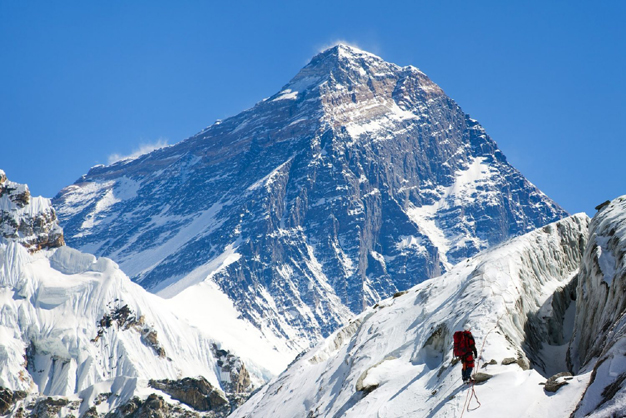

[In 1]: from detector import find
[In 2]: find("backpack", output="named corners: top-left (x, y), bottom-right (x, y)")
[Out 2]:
top-left (453, 331), bottom-right (470, 357)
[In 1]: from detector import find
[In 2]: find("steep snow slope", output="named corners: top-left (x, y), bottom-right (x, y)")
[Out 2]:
top-left (0, 175), bottom-right (268, 416)
top-left (54, 44), bottom-right (567, 353)
top-left (231, 214), bottom-right (589, 418)
top-left (569, 196), bottom-right (626, 417)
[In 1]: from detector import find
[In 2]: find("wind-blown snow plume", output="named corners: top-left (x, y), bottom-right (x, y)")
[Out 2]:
top-left (107, 139), bottom-right (170, 164)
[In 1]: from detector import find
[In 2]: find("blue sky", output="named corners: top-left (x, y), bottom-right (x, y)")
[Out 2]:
top-left (1, 1), bottom-right (624, 215)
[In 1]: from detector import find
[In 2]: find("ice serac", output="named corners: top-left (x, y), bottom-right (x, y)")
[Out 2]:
top-left (53, 44), bottom-right (567, 350)
top-left (569, 196), bottom-right (626, 417)
top-left (0, 174), bottom-right (262, 417)
top-left (231, 215), bottom-right (590, 418)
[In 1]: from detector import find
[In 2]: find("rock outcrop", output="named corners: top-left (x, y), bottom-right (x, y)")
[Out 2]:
top-left (0, 169), bottom-right (64, 251)
top-left (148, 377), bottom-right (229, 415)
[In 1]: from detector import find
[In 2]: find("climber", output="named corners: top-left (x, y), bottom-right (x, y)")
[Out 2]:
top-left (453, 324), bottom-right (478, 384)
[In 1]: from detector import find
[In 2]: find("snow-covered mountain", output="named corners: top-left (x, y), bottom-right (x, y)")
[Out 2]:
top-left (231, 213), bottom-right (590, 417)
top-left (231, 196), bottom-right (626, 418)
top-left (0, 173), bottom-right (272, 416)
top-left (53, 45), bottom-right (567, 354)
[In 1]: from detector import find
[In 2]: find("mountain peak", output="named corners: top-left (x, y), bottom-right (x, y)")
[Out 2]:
top-left (318, 43), bottom-right (381, 60)
top-left (302, 43), bottom-right (389, 76)
top-left (281, 44), bottom-right (405, 101)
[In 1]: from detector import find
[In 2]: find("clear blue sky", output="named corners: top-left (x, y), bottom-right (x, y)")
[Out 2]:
top-left (1, 1), bottom-right (624, 216)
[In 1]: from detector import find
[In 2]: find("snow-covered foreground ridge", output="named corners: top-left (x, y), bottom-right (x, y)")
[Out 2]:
top-left (0, 175), bottom-right (268, 417)
top-left (232, 214), bottom-right (592, 418)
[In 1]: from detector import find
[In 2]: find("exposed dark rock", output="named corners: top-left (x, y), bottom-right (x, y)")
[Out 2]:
top-left (595, 200), bottom-right (611, 211)
top-left (0, 388), bottom-right (14, 415)
top-left (517, 357), bottom-right (530, 371)
top-left (83, 406), bottom-right (100, 417)
top-left (0, 173), bottom-right (64, 252)
top-left (600, 372), bottom-right (626, 406)
top-left (415, 323), bottom-right (449, 369)
top-left (355, 371), bottom-right (379, 395)
top-left (481, 359), bottom-right (498, 369)
top-left (209, 344), bottom-right (253, 407)
top-left (28, 396), bottom-right (77, 418)
top-left (502, 357), bottom-right (517, 365)
top-left (93, 303), bottom-right (166, 358)
top-left (499, 352), bottom-right (530, 371)
top-left (106, 393), bottom-right (205, 418)
top-left (473, 372), bottom-right (493, 383)
top-left (544, 372), bottom-right (572, 393)
top-left (149, 377), bottom-right (229, 415)
top-left (0, 387), bottom-right (28, 415)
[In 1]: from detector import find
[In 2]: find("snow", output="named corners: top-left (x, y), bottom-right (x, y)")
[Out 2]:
top-left (118, 200), bottom-right (227, 282)
top-left (286, 75), bottom-right (323, 93)
top-left (231, 214), bottom-right (590, 418)
top-left (157, 241), bottom-right (241, 298)
top-left (163, 276), bottom-right (292, 378)
top-left (595, 235), bottom-right (616, 285)
top-left (272, 89), bottom-right (298, 101)
top-left (406, 156), bottom-right (497, 268)
top-left (246, 157), bottom-right (293, 192)
top-left (0, 239), bottom-right (271, 413)
top-left (569, 196), bottom-right (626, 417)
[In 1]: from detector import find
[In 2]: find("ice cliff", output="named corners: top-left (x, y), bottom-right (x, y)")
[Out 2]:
top-left (568, 196), bottom-right (626, 417)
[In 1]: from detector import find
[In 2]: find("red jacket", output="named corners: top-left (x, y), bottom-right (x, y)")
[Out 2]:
top-left (461, 331), bottom-right (478, 368)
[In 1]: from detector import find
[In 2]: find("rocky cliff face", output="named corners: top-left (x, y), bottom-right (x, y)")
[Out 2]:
top-left (53, 45), bottom-right (567, 350)
top-left (569, 196), bottom-right (626, 417)
top-left (0, 169), bottom-right (64, 251)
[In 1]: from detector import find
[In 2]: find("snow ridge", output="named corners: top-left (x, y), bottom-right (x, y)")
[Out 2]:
top-left (232, 214), bottom-right (590, 418)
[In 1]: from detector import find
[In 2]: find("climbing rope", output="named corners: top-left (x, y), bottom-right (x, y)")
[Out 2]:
top-left (459, 312), bottom-right (505, 417)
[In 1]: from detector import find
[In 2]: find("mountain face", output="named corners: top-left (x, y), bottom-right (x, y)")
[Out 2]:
top-left (231, 214), bottom-right (591, 418)
top-left (0, 174), bottom-right (263, 417)
top-left (53, 45), bottom-right (567, 351)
